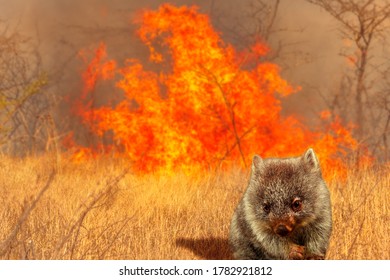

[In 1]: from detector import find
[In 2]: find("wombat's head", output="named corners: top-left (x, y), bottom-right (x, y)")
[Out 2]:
top-left (244, 148), bottom-right (330, 238)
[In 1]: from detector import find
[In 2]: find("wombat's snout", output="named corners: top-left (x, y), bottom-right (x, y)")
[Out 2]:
top-left (275, 224), bottom-right (293, 237)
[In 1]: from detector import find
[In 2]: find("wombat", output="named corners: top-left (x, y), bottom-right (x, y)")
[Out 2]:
top-left (229, 148), bottom-right (332, 260)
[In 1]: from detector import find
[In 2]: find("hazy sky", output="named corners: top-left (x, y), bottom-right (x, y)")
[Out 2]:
top-left (0, 0), bottom-right (379, 121)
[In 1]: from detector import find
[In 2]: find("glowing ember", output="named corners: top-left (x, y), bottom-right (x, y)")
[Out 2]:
top-left (66, 4), bottom-right (365, 177)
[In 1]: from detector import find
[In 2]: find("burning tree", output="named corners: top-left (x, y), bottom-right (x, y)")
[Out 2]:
top-left (65, 4), bottom-right (362, 177)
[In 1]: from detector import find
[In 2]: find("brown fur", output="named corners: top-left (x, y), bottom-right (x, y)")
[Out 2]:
top-left (229, 149), bottom-right (332, 259)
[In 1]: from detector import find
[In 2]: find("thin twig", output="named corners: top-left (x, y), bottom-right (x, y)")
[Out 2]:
top-left (0, 170), bottom-right (55, 257)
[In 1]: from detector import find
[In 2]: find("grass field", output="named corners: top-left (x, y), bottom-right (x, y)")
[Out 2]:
top-left (0, 155), bottom-right (389, 260)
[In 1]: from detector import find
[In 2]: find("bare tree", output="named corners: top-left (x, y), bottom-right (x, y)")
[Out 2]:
top-left (0, 21), bottom-right (54, 156)
top-left (307, 0), bottom-right (390, 159)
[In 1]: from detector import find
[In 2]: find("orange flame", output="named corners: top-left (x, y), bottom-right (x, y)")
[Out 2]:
top-left (66, 4), bottom-right (367, 178)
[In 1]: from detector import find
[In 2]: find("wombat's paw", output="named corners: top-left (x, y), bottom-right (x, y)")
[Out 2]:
top-left (306, 254), bottom-right (325, 260)
top-left (288, 244), bottom-right (305, 260)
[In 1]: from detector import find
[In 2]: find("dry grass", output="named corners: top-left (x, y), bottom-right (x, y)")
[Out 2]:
top-left (0, 155), bottom-right (389, 259)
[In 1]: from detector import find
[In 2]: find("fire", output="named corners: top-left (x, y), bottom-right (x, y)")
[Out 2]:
top-left (66, 4), bottom-right (365, 178)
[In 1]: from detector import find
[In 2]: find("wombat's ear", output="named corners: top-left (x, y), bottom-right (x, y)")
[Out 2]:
top-left (303, 148), bottom-right (320, 171)
top-left (251, 155), bottom-right (264, 174)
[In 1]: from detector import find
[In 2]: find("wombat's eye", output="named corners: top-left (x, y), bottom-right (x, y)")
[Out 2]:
top-left (263, 203), bottom-right (271, 213)
top-left (291, 197), bottom-right (302, 212)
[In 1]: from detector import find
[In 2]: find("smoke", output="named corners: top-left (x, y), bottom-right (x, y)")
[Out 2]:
top-left (1, 0), bottom-right (388, 158)
top-left (207, 0), bottom-right (346, 121)
top-left (1, 0), bottom-right (344, 110)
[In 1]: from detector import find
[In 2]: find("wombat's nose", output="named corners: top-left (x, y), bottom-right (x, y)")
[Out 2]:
top-left (275, 224), bottom-right (291, 237)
